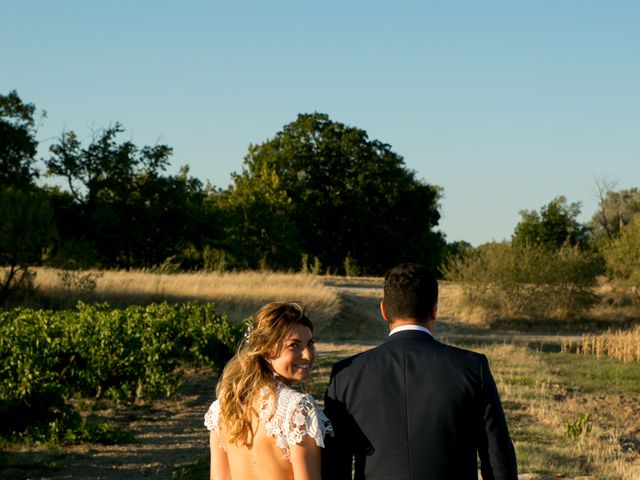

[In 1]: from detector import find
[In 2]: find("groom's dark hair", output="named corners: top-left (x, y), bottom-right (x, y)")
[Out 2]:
top-left (383, 263), bottom-right (438, 322)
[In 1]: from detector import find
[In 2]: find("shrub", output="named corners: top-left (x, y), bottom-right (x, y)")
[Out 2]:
top-left (442, 242), bottom-right (602, 321)
top-left (565, 413), bottom-right (592, 439)
top-left (343, 254), bottom-right (361, 277)
top-left (203, 247), bottom-right (234, 272)
top-left (300, 254), bottom-right (322, 275)
top-left (603, 215), bottom-right (640, 286)
top-left (56, 269), bottom-right (102, 296)
top-left (0, 302), bottom-right (243, 442)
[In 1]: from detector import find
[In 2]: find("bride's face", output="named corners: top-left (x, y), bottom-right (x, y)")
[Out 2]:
top-left (269, 324), bottom-right (315, 383)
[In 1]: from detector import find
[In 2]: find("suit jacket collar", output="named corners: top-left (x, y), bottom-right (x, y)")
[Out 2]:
top-left (389, 324), bottom-right (433, 337)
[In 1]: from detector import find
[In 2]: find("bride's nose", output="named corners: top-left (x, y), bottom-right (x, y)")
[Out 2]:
top-left (300, 346), bottom-right (314, 361)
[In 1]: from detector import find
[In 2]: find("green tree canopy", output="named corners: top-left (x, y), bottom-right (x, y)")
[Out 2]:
top-left (46, 124), bottom-right (212, 268)
top-left (513, 196), bottom-right (590, 251)
top-left (46, 123), bottom-right (172, 205)
top-left (0, 90), bottom-right (41, 188)
top-left (222, 112), bottom-right (444, 274)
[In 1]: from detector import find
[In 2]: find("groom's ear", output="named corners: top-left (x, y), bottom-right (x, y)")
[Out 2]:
top-left (380, 300), bottom-right (390, 321)
top-left (430, 301), bottom-right (438, 320)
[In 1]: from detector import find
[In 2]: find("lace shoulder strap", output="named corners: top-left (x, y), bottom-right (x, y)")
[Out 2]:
top-left (278, 387), bottom-right (334, 450)
top-left (204, 399), bottom-right (220, 432)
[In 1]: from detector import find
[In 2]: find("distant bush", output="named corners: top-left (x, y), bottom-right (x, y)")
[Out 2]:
top-left (343, 254), bottom-right (361, 277)
top-left (300, 253), bottom-right (320, 275)
top-left (442, 242), bottom-right (602, 322)
top-left (603, 215), bottom-right (640, 286)
top-left (203, 246), bottom-right (236, 272)
top-left (0, 302), bottom-right (243, 442)
top-left (56, 269), bottom-right (102, 297)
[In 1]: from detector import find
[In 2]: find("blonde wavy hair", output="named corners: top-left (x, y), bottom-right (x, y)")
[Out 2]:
top-left (215, 302), bottom-right (313, 446)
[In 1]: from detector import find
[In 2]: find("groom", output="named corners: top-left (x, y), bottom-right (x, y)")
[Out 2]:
top-left (322, 263), bottom-right (518, 479)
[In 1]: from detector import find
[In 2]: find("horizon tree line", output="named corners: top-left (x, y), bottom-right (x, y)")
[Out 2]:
top-left (2, 90), bottom-right (639, 304)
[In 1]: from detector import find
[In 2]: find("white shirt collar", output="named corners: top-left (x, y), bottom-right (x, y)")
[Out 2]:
top-left (389, 324), bottom-right (433, 337)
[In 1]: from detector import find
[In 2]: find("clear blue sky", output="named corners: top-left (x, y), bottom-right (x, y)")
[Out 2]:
top-left (3, 1), bottom-right (639, 246)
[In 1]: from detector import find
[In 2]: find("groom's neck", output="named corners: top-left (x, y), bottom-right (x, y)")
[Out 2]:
top-left (388, 318), bottom-right (436, 334)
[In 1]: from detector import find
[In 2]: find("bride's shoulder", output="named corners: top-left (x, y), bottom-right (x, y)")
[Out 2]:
top-left (204, 399), bottom-right (220, 431)
top-left (260, 381), bottom-right (332, 452)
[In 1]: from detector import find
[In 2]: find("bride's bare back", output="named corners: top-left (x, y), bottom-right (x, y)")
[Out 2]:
top-left (206, 382), bottom-right (330, 480)
top-left (211, 412), bottom-right (321, 480)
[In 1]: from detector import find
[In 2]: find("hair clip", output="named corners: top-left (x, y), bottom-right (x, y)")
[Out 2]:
top-left (243, 320), bottom-right (254, 341)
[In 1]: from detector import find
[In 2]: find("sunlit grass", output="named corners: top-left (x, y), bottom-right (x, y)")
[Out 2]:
top-left (562, 325), bottom-right (640, 364)
top-left (467, 342), bottom-right (640, 479)
top-left (27, 267), bottom-right (341, 329)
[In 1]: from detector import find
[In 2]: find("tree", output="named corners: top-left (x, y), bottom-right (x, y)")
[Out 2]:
top-left (132, 166), bottom-right (212, 267)
top-left (47, 123), bottom-right (171, 205)
top-left (216, 164), bottom-right (299, 270)
top-left (46, 124), bottom-right (211, 268)
top-left (513, 196), bottom-right (590, 251)
top-left (0, 92), bottom-right (55, 302)
top-left (0, 187), bottom-right (56, 302)
top-left (0, 91), bottom-right (42, 189)
top-left (222, 113), bottom-right (444, 274)
top-left (444, 240), bottom-right (474, 262)
top-left (602, 215), bottom-right (640, 285)
top-left (589, 177), bottom-right (640, 242)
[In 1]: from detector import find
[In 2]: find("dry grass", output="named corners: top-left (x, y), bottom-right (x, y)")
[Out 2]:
top-left (436, 281), bottom-right (491, 325)
top-left (562, 325), bottom-right (640, 364)
top-left (590, 279), bottom-right (640, 322)
top-left (28, 268), bottom-right (341, 328)
top-left (476, 343), bottom-right (640, 480)
top-left (11, 268), bottom-right (390, 340)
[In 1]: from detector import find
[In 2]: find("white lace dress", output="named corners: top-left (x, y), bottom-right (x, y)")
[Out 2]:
top-left (204, 381), bottom-right (333, 460)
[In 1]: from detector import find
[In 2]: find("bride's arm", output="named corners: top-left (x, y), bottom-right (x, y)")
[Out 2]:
top-left (290, 434), bottom-right (322, 480)
top-left (210, 430), bottom-right (231, 480)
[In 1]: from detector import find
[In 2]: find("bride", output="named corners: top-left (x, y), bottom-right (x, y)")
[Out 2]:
top-left (204, 302), bottom-right (333, 480)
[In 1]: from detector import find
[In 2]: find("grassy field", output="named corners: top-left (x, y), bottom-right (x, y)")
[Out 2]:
top-left (2, 268), bottom-right (640, 479)
top-left (22, 268), bottom-right (343, 334)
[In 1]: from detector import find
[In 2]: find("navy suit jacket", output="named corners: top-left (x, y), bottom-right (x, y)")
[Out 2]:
top-left (322, 330), bottom-right (518, 480)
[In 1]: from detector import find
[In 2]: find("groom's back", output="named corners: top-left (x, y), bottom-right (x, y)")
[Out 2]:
top-left (323, 263), bottom-right (517, 480)
top-left (327, 332), bottom-right (482, 479)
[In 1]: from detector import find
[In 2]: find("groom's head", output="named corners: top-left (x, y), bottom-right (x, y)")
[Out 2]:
top-left (382, 263), bottom-right (438, 325)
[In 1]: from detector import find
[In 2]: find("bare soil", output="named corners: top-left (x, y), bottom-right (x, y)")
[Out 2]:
top-left (1, 369), bottom-right (216, 480)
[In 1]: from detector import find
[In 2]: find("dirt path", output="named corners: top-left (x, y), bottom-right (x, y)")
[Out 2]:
top-left (2, 369), bottom-right (216, 480)
top-left (1, 364), bottom-right (564, 480)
